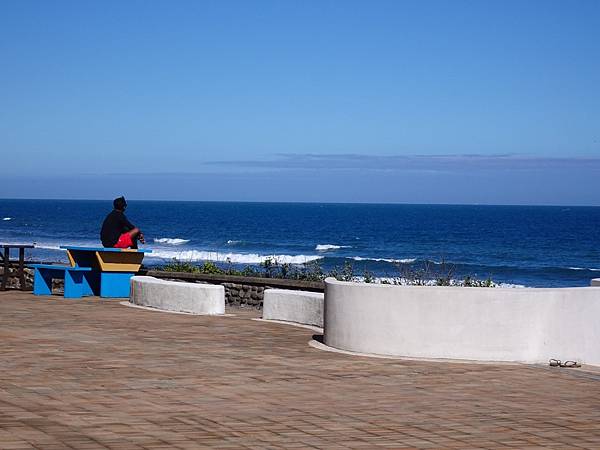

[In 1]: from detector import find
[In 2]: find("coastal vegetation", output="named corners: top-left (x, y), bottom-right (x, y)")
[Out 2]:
top-left (158, 258), bottom-right (496, 287)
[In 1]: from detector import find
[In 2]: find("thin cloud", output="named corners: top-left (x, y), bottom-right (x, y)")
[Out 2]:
top-left (204, 153), bottom-right (600, 171)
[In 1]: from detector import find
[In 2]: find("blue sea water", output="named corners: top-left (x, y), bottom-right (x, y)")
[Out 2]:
top-left (1, 199), bottom-right (599, 287)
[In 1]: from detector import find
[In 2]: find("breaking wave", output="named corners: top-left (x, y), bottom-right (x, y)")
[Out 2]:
top-left (29, 243), bottom-right (64, 251)
top-left (153, 238), bottom-right (190, 245)
top-left (226, 240), bottom-right (242, 245)
top-left (2, 217), bottom-right (12, 221)
top-left (315, 244), bottom-right (352, 251)
top-left (147, 249), bottom-right (322, 265)
top-left (568, 267), bottom-right (600, 272)
top-left (352, 256), bottom-right (417, 264)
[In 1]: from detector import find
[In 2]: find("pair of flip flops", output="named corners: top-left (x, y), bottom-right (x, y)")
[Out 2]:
top-left (549, 359), bottom-right (581, 368)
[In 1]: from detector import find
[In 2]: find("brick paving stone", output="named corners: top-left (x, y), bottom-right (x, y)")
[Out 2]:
top-left (1, 291), bottom-right (600, 448)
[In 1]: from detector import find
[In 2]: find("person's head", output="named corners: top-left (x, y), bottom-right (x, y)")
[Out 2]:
top-left (113, 196), bottom-right (127, 211)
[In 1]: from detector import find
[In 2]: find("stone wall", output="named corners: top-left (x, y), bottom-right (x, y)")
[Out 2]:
top-left (156, 279), bottom-right (295, 308)
top-left (146, 270), bottom-right (323, 309)
top-left (0, 267), bottom-right (35, 290)
top-left (221, 283), bottom-right (265, 308)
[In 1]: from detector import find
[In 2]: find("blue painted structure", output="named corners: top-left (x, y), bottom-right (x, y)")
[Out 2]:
top-left (99, 272), bottom-right (136, 298)
top-left (30, 264), bottom-right (92, 299)
top-left (60, 246), bottom-right (151, 298)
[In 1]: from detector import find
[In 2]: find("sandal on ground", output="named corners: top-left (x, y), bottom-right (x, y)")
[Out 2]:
top-left (549, 359), bottom-right (581, 368)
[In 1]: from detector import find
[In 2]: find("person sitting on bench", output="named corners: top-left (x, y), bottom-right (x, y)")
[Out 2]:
top-left (100, 196), bottom-right (145, 249)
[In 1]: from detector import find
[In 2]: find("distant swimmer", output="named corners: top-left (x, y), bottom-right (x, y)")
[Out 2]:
top-left (100, 196), bottom-right (145, 249)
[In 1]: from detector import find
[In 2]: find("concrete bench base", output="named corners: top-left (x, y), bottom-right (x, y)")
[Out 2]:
top-left (263, 289), bottom-right (324, 328)
top-left (130, 276), bottom-right (225, 315)
top-left (324, 278), bottom-right (600, 366)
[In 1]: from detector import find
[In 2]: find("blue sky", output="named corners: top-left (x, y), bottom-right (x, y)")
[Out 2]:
top-left (1, 0), bottom-right (599, 204)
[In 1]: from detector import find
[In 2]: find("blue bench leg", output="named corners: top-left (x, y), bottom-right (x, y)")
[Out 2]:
top-left (64, 270), bottom-right (84, 299)
top-left (33, 269), bottom-right (53, 296)
top-left (82, 271), bottom-right (100, 296)
top-left (100, 272), bottom-right (134, 298)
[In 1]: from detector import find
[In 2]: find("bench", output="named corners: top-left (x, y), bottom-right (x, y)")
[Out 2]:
top-left (30, 264), bottom-right (92, 299)
top-left (61, 246), bottom-right (151, 298)
top-left (262, 289), bottom-right (324, 328)
top-left (130, 276), bottom-right (225, 314)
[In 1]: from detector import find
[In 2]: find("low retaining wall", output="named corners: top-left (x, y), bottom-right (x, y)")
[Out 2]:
top-left (130, 276), bottom-right (225, 315)
top-left (324, 278), bottom-right (600, 366)
top-left (1, 265), bottom-right (325, 307)
top-left (145, 270), bottom-right (323, 308)
top-left (0, 267), bottom-right (35, 290)
top-left (263, 289), bottom-right (324, 328)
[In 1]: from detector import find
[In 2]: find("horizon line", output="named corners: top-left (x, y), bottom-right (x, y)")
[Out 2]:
top-left (1, 197), bottom-right (599, 208)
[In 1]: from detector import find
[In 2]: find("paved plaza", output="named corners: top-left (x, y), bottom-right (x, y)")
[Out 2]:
top-left (1, 291), bottom-right (600, 449)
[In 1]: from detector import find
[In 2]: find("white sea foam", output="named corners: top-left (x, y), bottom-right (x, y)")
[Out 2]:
top-left (315, 244), bottom-right (352, 251)
top-left (20, 240), bottom-right (99, 252)
top-left (226, 240), bottom-right (242, 245)
top-left (31, 244), bottom-right (64, 251)
top-left (569, 266), bottom-right (600, 272)
top-left (153, 238), bottom-right (190, 245)
top-left (2, 217), bottom-right (11, 221)
top-left (147, 249), bottom-right (322, 265)
top-left (496, 283), bottom-right (526, 288)
top-left (352, 256), bottom-right (416, 264)
top-left (352, 276), bottom-right (525, 288)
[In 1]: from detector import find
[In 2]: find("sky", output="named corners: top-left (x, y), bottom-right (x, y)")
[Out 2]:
top-left (1, 0), bottom-right (599, 204)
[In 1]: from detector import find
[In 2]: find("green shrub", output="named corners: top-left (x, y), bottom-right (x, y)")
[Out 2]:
top-left (161, 259), bottom-right (200, 273)
top-left (157, 257), bottom-right (496, 287)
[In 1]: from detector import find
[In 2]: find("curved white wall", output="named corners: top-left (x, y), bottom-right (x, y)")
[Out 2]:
top-left (263, 289), bottom-right (324, 328)
top-left (324, 278), bottom-right (600, 365)
top-left (130, 276), bottom-right (225, 315)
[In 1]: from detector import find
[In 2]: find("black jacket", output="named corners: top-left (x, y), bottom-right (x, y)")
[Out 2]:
top-left (100, 210), bottom-right (135, 247)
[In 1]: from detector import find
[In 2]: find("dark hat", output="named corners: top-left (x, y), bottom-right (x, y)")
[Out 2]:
top-left (113, 196), bottom-right (127, 210)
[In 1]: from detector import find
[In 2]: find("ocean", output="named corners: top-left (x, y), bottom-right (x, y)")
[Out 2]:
top-left (1, 199), bottom-right (599, 288)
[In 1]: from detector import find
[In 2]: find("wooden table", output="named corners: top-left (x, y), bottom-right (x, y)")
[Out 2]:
top-left (0, 244), bottom-right (35, 291)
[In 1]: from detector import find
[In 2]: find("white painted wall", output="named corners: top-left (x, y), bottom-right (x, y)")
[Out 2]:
top-left (263, 289), bottom-right (324, 328)
top-left (324, 278), bottom-right (600, 365)
top-left (130, 276), bottom-right (225, 315)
